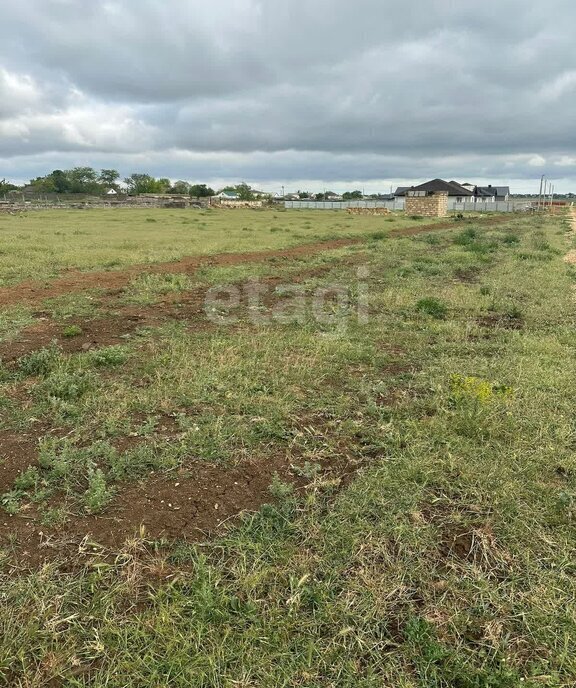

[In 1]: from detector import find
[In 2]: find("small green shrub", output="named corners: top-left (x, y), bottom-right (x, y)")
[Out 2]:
top-left (38, 370), bottom-right (92, 401)
top-left (17, 344), bottom-right (61, 377)
top-left (369, 231), bottom-right (386, 240)
top-left (62, 325), bottom-right (83, 338)
top-left (89, 345), bottom-right (129, 368)
top-left (0, 490), bottom-right (21, 515)
top-left (454, 227), bottom-right (478, 245)
top-left (40, 507), bottom-right (68, 527)
top-left (83, 468), bottom-right (113, 514)
top-left (501, 233), bottom-right (520, 245)
top-left (506, 305), bottom-right (523, 321)
top-left (13, 466), bottom-right (40, 491)
top-left (268, 473), bottom-right (294, 500)
top-left (415, 297), bottom-right (448, 319)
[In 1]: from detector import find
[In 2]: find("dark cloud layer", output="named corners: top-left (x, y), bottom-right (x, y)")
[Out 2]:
top-left (1, 0), bottom-right (575, 191)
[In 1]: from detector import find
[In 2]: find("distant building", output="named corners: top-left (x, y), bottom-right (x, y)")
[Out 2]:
top-left (473, 185), bottom-right (510, 202)
top-left (251, 189), bottom-right (272, 199)
top-left (394, 179), bottom-right (511, 203)
top-left (216, 191), bottom-right (239, 200)
top-left (395, 179), bottom-right (473, 203)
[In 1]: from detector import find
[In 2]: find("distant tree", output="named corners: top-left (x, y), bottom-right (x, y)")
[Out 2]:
top-left (99, 169), bottom-right (120, 190)
top-left (236, 182), bottom-right (254, 201)
top-left (49, 169), bottom-right (70, 193)
top-left (124, 173), bottom-right (162, 195)
top-left (314, 192), bottom-right (326, 201)
top-left (342, 190), bottom-right (363, 200)
top-left (29, 170), bottom-right (70, 193)
top-left (157, 178), bottom-right (171, 193)
top-left (189, 184), bottom-right (215, 197)
top-left (297, 191), bottom-right (311, 199)
top-left (0, 178), bottom-right (19, 194)
top-left (68, 167), bottom-right (100, 194)
top-left (169, 180), bottom-right (191, 194)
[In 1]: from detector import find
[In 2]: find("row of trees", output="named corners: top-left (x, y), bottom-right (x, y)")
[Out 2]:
top-left (28, 168), bottom-right (121, 194)
top-left (12, 169), bottom-right (265, 199)
top-left (297, 190), bottom-right (364, 200)
top-left (9, 167), bottom-right (217, 197)
top-left (122, 174), bottom-right (215, 197)
top-left (3, 168), bottom-right (386, 199)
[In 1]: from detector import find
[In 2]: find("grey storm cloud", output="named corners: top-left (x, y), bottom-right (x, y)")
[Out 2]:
top-left (1, 0), bottom-right (576, 191)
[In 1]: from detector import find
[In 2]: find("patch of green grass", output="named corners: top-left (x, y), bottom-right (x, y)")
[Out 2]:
top-left (43, 291), bottom-right (103, 320)
top-left (88, 345), bottom-right (130, 368)
top-left (0, 306), bottom-right (34, 344)
top-left (62, 324), bottom-right (83, 337)
top-left (121, 272), bottom-right (195, 305)
top-left (17, 343), bottom-right (61, 377)
top-left (415, 296), bottom-right (449, 319)
top-left (83, 468), bottom-right (114, 514)
top-left (36, 369), bottom-right (93, 401)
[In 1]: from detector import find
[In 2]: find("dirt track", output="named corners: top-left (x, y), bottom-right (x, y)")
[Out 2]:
top-left (0, 238), bottom-right (359, 308)
top-left (0, 216), bottom-right (511, 308)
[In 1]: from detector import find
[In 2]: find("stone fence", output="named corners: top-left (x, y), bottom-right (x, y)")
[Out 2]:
top-left (346, 207), bottom-right (390, 216)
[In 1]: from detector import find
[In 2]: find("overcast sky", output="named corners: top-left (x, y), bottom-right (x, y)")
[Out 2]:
top-left (1, 0), bottom-right (575, 193)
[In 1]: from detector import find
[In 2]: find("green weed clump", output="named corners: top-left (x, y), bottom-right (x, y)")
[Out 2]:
top-left (449, 374), bottom-right (513, 405)
top-left (83, 468), bottom-right (114, 514)
top-left (415, 297), bottom-right (448, 319)
top-left (17, 344), bottom-right (61, 377)
top-left (88, 345), bottom-right (129, 368)
top-left (62, 324), bottom-right (83, 337)
top-left (123, 272), bottom-right (194, 305)
top-left (37, 369), bottom-right (93, 401)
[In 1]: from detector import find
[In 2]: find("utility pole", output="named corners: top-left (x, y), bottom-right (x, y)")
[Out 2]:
top-left (538, 174), bottom-right (545, 209)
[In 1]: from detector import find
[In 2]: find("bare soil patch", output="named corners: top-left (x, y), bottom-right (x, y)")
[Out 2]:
top-left (0, 440), bottom-right (354, 568)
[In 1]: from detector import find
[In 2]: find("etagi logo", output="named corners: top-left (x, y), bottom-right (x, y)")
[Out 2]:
top-left (204, 267), bottom-right (370, 333)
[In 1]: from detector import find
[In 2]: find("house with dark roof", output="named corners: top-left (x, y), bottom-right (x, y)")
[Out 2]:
top-left (473, 185), bottom-right (510, 202)
top-left (394, 179), bottom-right (511, 204)
top-left (394, 179), bottom-right (473, 203)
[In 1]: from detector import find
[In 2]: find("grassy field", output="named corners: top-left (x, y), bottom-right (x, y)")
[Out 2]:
top-left (0, 207), bottom-right (434, 286)
top-left (0, 207), bottom-right (575, 686)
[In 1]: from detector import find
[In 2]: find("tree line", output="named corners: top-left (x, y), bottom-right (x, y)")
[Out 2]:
top-left (0, 168), bottom-right (217, 197)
